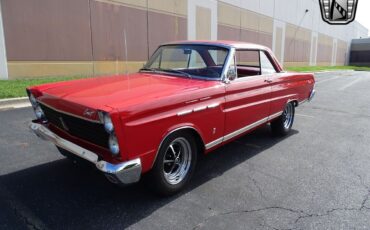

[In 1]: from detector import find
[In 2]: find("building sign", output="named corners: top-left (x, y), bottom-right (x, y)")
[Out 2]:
top-left (319, 0), bottom-right (358, 25)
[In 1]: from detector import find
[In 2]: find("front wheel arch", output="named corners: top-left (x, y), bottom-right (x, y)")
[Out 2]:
top-left (151, 126), bottom-right (205, 169)
top-left (147, 129), bottom-right (199, 195)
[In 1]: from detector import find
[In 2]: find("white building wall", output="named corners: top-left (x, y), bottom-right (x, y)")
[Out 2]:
top-left (218, 0), bottom-right (368, 41)
top-left (218, 0), bottom-right (368, 65)
top-left (0, 1), bottom-right (8, 79)
top-left (188, 0), bottom-right (218, 40)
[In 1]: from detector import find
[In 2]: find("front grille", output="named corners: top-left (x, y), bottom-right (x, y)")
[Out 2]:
top-left (40, 104), bottom-right (109, 149)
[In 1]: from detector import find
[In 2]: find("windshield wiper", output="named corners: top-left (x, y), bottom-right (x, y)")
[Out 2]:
top-left (140, 68), bottom-right (192, 79)
top-left (160, 69), bottom-right (192, 79)
top-left (139, 67), bottom-right (158, 73)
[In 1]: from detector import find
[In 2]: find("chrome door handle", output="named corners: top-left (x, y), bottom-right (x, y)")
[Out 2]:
top-left (264, 79), bottom-right (273, 83)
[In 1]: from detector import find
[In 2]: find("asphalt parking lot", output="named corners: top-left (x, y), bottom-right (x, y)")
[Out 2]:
top-left (1, 71), bottom-right (370, 230)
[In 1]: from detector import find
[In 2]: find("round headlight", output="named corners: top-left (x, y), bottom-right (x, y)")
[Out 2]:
top-left (35, 104), bottom-right (45, 119)
top-left (29, 94), bottom-right (38, 108)
top-left (109, 134), bottom-right (120, 155)
top-left (103, 114), bottom-right (114, 133)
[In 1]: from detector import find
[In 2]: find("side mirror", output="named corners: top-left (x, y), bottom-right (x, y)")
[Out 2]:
top-left (227, 65), bottom-right (237, 81)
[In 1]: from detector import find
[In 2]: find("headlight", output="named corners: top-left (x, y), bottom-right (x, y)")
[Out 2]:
top-left (29, 94), bottom-right (38, 108)
top-left (98, 111), bottom-right (119, 155)
top-left (103, 114), bottom-right (114, 133)
top-left (109, 134), bottom-right (120, 155)
top-left (34, 104), bottom-right (45, 119)
top-left (98, 111), bottom-right (114, 133)
top-left (28, 92), bottom-right (47, 122)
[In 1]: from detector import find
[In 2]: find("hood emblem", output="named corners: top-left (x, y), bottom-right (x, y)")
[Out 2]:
top-left (83, 109), bottom-right (95, 118)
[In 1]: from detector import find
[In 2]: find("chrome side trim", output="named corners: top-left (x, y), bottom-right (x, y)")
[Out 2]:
top-left (204, 137), bottom-right (223, 149)
top-left (205, 111), bottom-right (283, 150)
top-left (37, 100), bottom-right (102, 124)
top-left (207, 103), bottom-right (220, 109)
top-left (193, 106), bottom-right (207, 112)
top-left (177, 103), bottom-right (220, 116)
top-left (299, 99), bottom-right (308, 105)
top-left (268, 111), bottom-right (283, 120)
top-left (29, 122), bottom-right (141, 185)
top-left (177, 110), bottom-right (193, 116)
top-left (223, 117), bottom-right (269, 142)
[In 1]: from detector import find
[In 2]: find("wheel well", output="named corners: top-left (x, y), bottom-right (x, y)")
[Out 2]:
top-left (290, 100), bottom-right (299, 107)
top-left (182, 128), bottom-right (206, 155)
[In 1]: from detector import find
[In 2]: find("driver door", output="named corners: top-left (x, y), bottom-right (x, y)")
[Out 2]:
top-left (224, 49), bottom-right (272, 137)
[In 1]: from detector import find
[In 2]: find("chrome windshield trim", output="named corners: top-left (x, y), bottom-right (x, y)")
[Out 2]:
top-left (143, 44), bottom-right (232, 82)
top-left (140, 71), bottom-right (224, 81)
top-left (221, 48), bottom-right (236, 83)
top-left (159, 42), bottom-right (233, 50)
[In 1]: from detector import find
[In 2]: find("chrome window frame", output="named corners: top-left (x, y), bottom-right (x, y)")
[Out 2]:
top-left (144, 43), bottom-right (233, 82)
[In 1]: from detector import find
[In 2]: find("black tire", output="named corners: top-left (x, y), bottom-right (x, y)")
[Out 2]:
top-left (271, 102), bottom-right (295, 136)
top-left (147, 130), bottom-right (198, 196)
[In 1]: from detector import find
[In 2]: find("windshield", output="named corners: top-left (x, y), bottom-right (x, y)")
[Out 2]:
top-left (141, 45), bottom-right (229, 80)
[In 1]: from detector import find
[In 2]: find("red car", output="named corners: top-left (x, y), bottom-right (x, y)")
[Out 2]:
top-left (28, 41), bottom-right (315, 195)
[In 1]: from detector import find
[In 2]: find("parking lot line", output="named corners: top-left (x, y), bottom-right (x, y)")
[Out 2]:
top-left (296, 113), bottom-right (315, 118)
top-left (339, 77), bottom-right (363, 91)
top-left (316, 76), bottom-right (341, 84)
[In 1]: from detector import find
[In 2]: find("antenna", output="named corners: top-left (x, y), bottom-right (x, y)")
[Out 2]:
top-left (286, 9), bottom-right (309, 52)
top-left (88, 0), bottom-right (95, 77)
top-left (123, 29), bottom-right (128, 75)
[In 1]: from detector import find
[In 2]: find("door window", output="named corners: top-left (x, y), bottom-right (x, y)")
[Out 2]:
top-left (260, 51), bottom-right (277, 75)
top-left (234, 50), bottom-right (261, 78)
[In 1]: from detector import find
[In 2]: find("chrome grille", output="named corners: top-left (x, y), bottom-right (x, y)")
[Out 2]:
top-left (40, 104), bottom-right (109, 149)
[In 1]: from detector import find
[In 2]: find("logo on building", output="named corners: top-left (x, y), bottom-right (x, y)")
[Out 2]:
top-left (319, 0), bottom-right (358, 25)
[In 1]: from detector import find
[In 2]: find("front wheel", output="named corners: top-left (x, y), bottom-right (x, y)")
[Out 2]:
top-left (147, 131), bottom-right (198, 196)
top-left (271, 102), bottom-right (295, 136)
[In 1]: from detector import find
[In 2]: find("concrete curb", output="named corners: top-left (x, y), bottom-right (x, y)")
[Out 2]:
top-left (313, 70), bottom-right (355, 74)
top-left (0, 97), bottom-right (31, 110)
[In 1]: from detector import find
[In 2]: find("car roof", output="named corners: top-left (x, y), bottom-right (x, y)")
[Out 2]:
top-left (162, 40), bottom-right (269, 50)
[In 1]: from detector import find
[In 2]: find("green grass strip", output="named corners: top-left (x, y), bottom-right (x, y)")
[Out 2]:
top-left (0, 76), bottom-right (86, 99)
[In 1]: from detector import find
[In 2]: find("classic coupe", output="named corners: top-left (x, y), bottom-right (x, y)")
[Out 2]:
top-left (28, 41), bottom-right (315, 195)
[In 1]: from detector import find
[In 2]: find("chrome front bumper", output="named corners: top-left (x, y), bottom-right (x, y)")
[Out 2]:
top-left (29, 122), bottom-right (142, 185)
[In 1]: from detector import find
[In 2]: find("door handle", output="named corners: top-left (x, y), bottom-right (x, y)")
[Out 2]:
top-left (264, 79), bottom-right (273, 83)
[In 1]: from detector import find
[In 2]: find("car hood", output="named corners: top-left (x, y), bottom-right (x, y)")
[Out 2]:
top-left (36, 73), bottom-right (222, 115)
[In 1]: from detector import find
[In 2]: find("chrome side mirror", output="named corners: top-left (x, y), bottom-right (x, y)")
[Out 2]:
top-left (227, 65), bottom-right (237, 81)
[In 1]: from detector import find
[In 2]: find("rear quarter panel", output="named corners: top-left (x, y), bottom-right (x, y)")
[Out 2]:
top-left (270, 72), bottom-right (315, 115)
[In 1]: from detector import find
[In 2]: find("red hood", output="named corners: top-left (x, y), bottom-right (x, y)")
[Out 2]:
top-left (33, 73), bottom-right (223, 117)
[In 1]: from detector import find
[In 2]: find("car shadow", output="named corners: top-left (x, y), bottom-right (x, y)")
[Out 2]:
top-left (0, 125), bottom-right (298, 229)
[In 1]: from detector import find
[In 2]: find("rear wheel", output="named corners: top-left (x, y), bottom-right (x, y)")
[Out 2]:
top-left (271, 102), bottom-right (295, 136)
top-left (148, 131), bottom-right (198, 196)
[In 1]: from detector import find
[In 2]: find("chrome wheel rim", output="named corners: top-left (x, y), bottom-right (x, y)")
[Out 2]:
top-left (163, 137), bottom-right (192, 185)
top-left (283, 103), bottom-right (294, 129)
